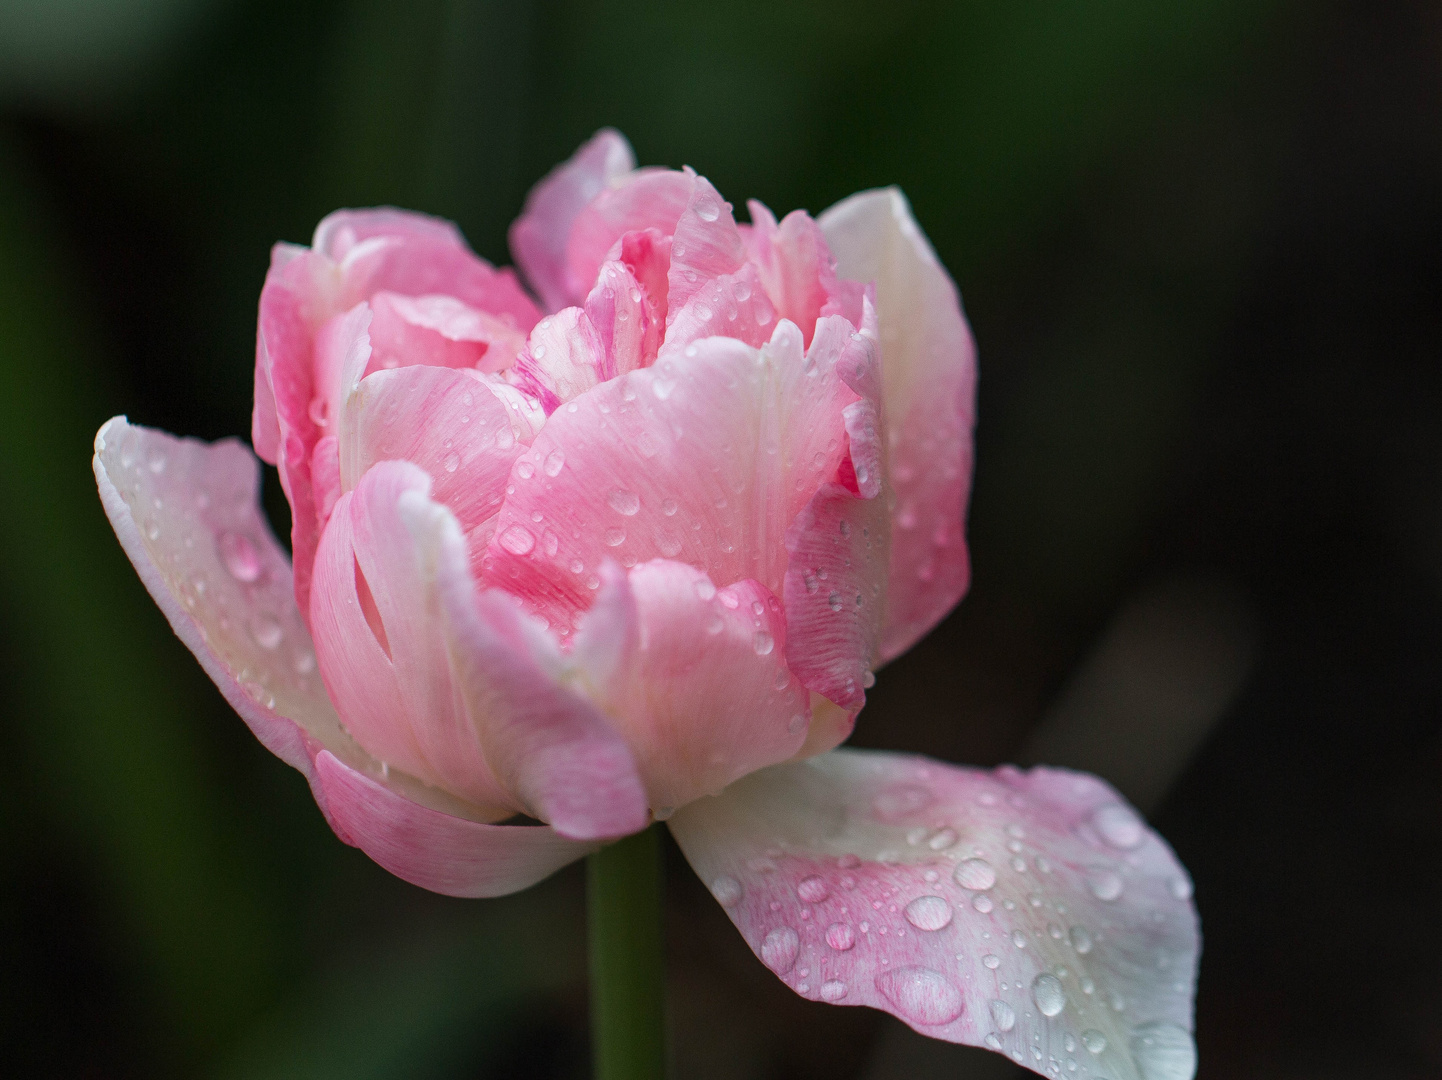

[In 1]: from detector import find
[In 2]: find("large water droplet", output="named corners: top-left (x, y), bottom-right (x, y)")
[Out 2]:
top-left (1088, 870), bottom-right (1124, 901)
top-left (711, 876), bottom-right (742, 906)
top-left (797, 876), bottom-right (829, 903)
top-left (825, 922), bottom-right (855, 950)
top-left (903, 895), bottom-right (953, 932)
top-left (218, 532), bottom-right (262, 582)
top-left (989, 999), bottom-right (1017, 1032)
top-left (927, 827), bottom-right (957, 850)
top-left (608, 488), bottom-right (641, 515)
top-left (973, 894), bottom-right (995, 913)
top-left (1093, 804), bottom-right (1145, 849)
top-left (760, 927), bottom-right (799, 973)
top-left (442, 450), bottom-right (460, 473)
top-left (604, 527), bottom-right (626, 547)
top-left (954, 858), bottom-right (997, 891)
top-left (819, 979), bottom-right (848, 1001)
top-left (752, 630), bottom-right (775, 656)
top-left (516, 459), bottom-right (536, 479)
top-left (1129, 1022), bottom-right (1197, 1080)
top-left (543, 449), bottom-right (566, 476)
top-left (1032, 973), bottom-right (1066, 1017)
top-left (876, 967), bottom-right (963, 1026)
top-left (982, 954), bottom-right (1000, 969)
top-left (1082, 1029), bottom-right (1107, 1054)
top-left (499, 525), bottom-right (536, 555)
top-left (251, 616), bottom-right (283, 650)
top-left (694, 196), bottom-right (721, 222)
top-left (1070, 925), bottom-right (1095, 954)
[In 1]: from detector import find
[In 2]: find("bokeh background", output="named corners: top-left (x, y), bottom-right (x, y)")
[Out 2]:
top-left (1, 0), bottom-right (1439, 1076)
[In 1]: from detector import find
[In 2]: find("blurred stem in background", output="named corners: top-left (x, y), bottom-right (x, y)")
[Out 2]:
top-left (587, 826), bottom-right (667, 1080)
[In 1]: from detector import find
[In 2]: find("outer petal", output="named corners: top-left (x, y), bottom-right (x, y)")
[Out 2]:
top-left (509, 129), bottom-right (637, 312)
top-left (819, 188), bottom-right (978, 661)
top-left (403, 492), bottom-right (650, 841)
top-left (94, 418), bottom-right (591, 897)
top-left (669, 749), bottom-right (1199, 1080)
top-left (481, 321), bottom-right (856, 632)
top-left (310, 462), bottom-right (514, 813)
top-left (571, 560), bottom-right (810, 812)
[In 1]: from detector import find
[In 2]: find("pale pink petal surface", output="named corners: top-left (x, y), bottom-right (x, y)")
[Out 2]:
top-left (566, 169), bottom-right (695, 301)
top-left (94, 418), bottom-right (592, 896)
top-left (571, 560), bottom-right (811, 811)
top-left (819, 188), bottom-right (978, 661)
top-left (405, 492), bottom-right (651, 841)
top-left (509, 128), bottom-right (637, 312)
top-left (668, 749), bottom-right (1198, 1080)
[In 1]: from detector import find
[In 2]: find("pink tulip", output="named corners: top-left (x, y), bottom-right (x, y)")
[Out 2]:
top-left (95, 130), bottom-right (1197, 1076)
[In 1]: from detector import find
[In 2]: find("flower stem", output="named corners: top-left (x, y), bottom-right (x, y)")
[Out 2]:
top-left (587, 824), bottom-right (667, 1080)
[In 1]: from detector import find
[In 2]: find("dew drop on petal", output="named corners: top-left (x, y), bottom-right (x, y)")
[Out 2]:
top-left (516, 459), bottom-right (536, 479)
top-left (1070, 925), bottom-right (1094, 954)
top-left (989, 999), bottom-right (1017, 1032)
top-left (1130, 1023), bottom-right (1197, 1080)
top-left (1082, 1030), bottom-right (1107, 1054)
top-left (543, 449), bottom-right (565, 476)
top-left (753, 630), bottom-right (775, 656)
top-left (972, 894), bottom-right (995, 914)
top-left (251, 616), bottom-right (283, 650)
top-left (218, 532), bottom-right (261, 582)
top-left (608, 489), bottom-right (641, 515)
top-left (875, 967), bottom-right (963, 1026)
top-left (903, 895), bottom-right (953, 932)
top-left (1088, 870), bottom-right (1124, 901)
top-left (1092, 804), bottom-right (1145, 849)
top-left (711, 876), bottom-right (742, 907)
top-left (604, 527), bottom-right (626, 547)
top-left (442, 451), bottom-right (460, 473)
top-left (499, 525), bottom-right (535, 555)
top-left (982, 954), bottom-right (1000, 969)
top-left (1032, 973), bottom-right (1066, 1017)
top-left (825, 922), bottom-right (855, 951)
top-left (820, 979), bottom-right (848, 1002)
top-left (797, 876), bottom-right (829, 903)
top-left (761, 927), bottom-right (800, 973)
top-left (954, 858), bottom-right (997, 891)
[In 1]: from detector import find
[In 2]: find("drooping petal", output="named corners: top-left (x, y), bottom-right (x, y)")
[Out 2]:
top-left (481, 320), bottom-right (857, 632)
top-left (567, 169), bottom-right (695, 303)
top-left (402, 492), bottom-right (650, 841)
top-left (310, 462), bottom-right (514, 813)
top-left (509, 129), bottom-right (637, 312)
top-left (819, 188), bottom-right (977, 661)
top-left (338, 364), bottom-right (528, 535)
top-left (313, 750), bottom-right (596, 898)
top-left (669, 749), bottom-right (1198, 1080)
top-left (96, 417), bottom-right (594, 896)
top-left (571, 560), bottom-right (810, 812)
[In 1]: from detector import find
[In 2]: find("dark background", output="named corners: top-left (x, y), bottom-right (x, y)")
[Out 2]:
top-left (1, 1), bottom-right (1438, 1076)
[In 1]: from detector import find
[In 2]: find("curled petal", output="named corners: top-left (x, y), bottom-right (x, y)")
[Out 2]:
top-left (567, 169), bottom-right (695, 303)
top-left (95, 419), bottom-right (589, 896)
top-left (666, 173), bottom-right (747, 314)
top-left (819, 188), bottom-right (977, 660)
top-left (369, 291), bottom-right (528, 374)
top-left (584, 260), bottom-right (651, 379)
top-left (509, 307), bottom-right (607, 413)
top-left (744, 201), bottom-right (862, 345)
top-left (669, 749), bottom-right (1199, 1079)
top-left (662, 263), bottom-right (778, 355)
top-left (310, 463), bottom-right (513, 813)
top-left (509, 129), bottom-right (637, 312)
top-left (572, 560), bottom-right (810, 812)
top-left (403, 493), bottom-right (650, 841)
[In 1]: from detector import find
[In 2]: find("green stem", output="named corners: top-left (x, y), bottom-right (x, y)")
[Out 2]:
top-left (587, 824), bottom-right (667, 1080)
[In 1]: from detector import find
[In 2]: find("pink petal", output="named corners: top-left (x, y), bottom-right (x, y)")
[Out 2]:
top-left (369, 291), bottom-right (529, 374)
top-left (584, 260), bottom-right (651, 379)
top-left (668, 749), bottom-right (1199, 1079)
top-left (661, 262), bottom-right (778, 355)
top-left (403, 493), bottom-right (650, 841)
top-left (95, 418), bottom-right (593, 897)
top-left (310, 462), bottom-right (514, 813)
top-left (665, 174), bottom-right (747, 315)
top-left (338, 364), bottom-right (529, 535)
top-left (314, 208), bottom-right (541, 329)
top-left (744, 201), bottom-right (861, 346)
top-left (572, 560), bottom-right (810, 812)
top-left (609, 227), bottom-right (673, 364)
top-left (480, 320), bottom-right (857, 632)
top-left (819, 188), bottom-right (978, 661)
top-left (566, 169), bottom-right (696, 304)
top-left (509, 129), bottom-right (637, 312)
top-left (508, 307), bottom-right (607, 413)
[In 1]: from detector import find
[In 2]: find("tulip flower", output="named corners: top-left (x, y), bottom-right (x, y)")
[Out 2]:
top-left (94, 130), bottom-right (1198, 1079)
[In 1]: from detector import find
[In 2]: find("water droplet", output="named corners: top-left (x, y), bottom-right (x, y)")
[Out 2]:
top-left (1082, 1030), bottom-right (1107, 1054)
top-left (927, 827), bottom-right (958, 851)
top-left (608, 489), bottom-right (640, 516)
top-left (989, 999), bottom-right (1017, 1032)
top-left (1088, 870), bottom-right (1124, 901)
top-left (1130, 1022), bottom-right (1196, 1080)
top-left (604, 527), bottom-right (626, 547)
top-left (982, 954), bottom-right (1000, 969)
top-left (797, 876), bottom-right (829, 903)
top-left (954, 858), bottom-right (997, 891)
top-left (660, 498), bottom-right (678, 517)
top-left (984, 1033), bottom-right (1003, 1050)
top-left (694, 196), bottom-right (721, 222)
top-left (218, 532), bottom-right (262, 582)
top-left (761, 927), bottom-right (800, 973)
top-left (516, 459), bottom-right (536, 479)
top-left (1170, 876), bottom-right (1193, 901)
top-left (294, 651), bottom-right (315, 675)
top-left (1011, 930), bottom-right (1027, 949)
top-left (1032, 973), bottom-right (1066, 1017)
top-left (825, 922), bottom-right (855, 950)
top-left (973, 893), bottom-right (994, 913)
top-left (1092, 804), bottom-right (1145, 849)
top-left (443, 451), bottom-right (460, 473)
top-left (711, 876), bottom-right (742, 906)
top-left (543, 449), bottom-right (565, 476)
top-left (1070, 925), bottom-right (1094, 954)
top-left (251, 616), bottom-right (283, 650)
top-left (827, 591), bottom-right (843, 612)
top-left (752, 630), bottom-right (775, 656)
top-left (876, 967), bottom-right (963, 1026)
top-left (904, 895), bottom-right (953, 932)
top-left (499, 525), bottom-right (536, 555)
top-left (820, 979), bottom-right (848, 1001)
